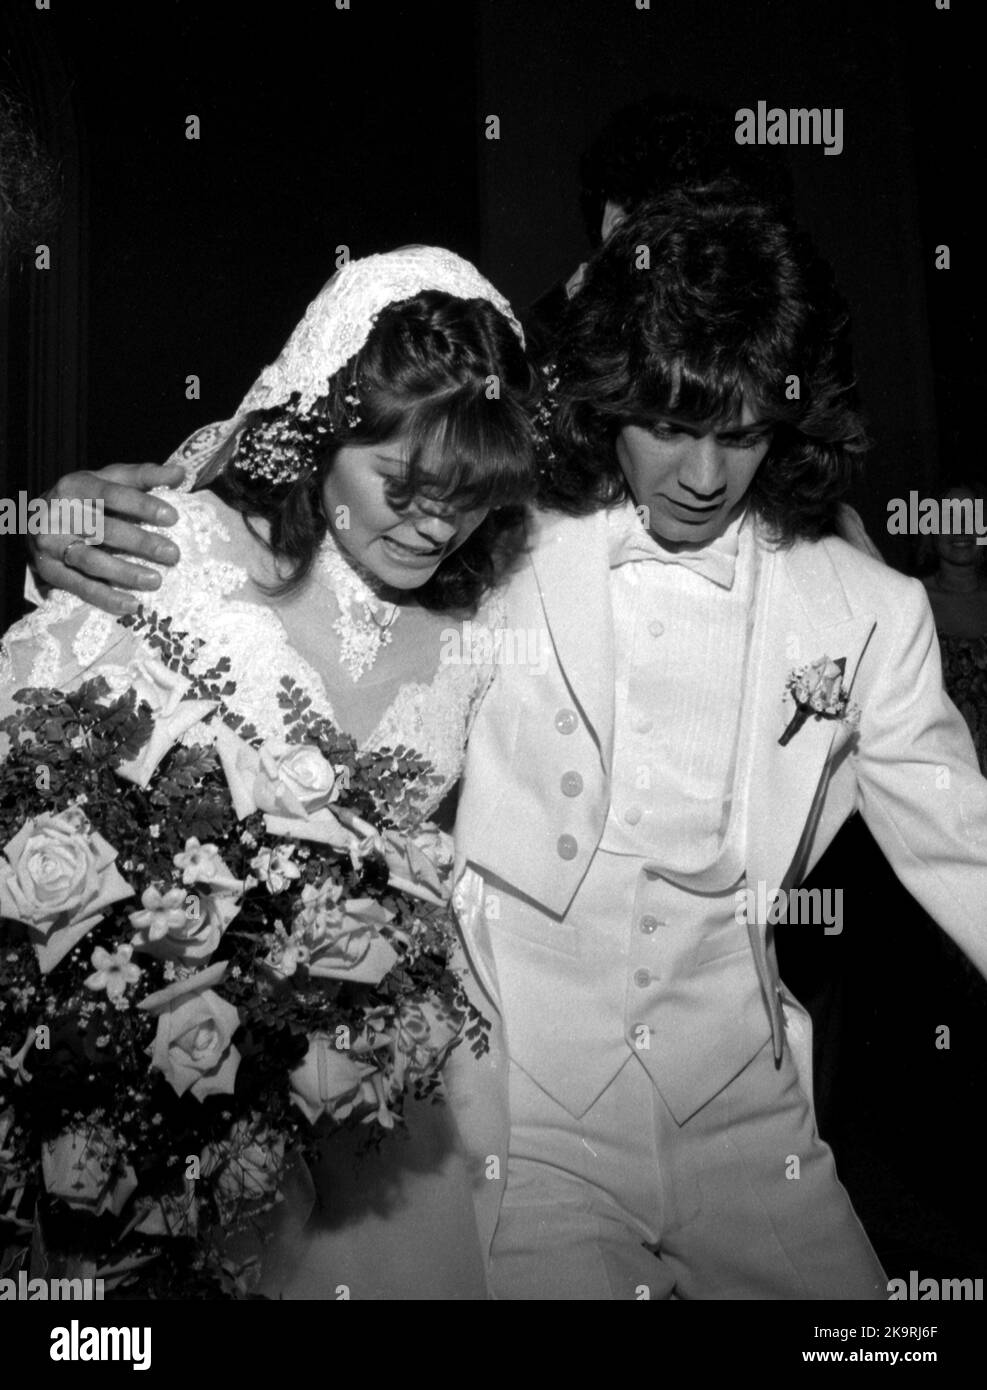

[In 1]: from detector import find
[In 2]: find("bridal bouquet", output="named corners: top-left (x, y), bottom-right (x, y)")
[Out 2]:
top-left (0, 607), bottom-right (487, 1297)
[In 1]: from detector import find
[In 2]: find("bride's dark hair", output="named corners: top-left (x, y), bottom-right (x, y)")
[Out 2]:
top-left (210, 289), bottom-right (537, 613)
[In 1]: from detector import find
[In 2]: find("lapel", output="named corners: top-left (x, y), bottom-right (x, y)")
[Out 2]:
top-left (528, 509), bottom-right (616, 774)
top-left (742, 535), bottom-right (876, 895)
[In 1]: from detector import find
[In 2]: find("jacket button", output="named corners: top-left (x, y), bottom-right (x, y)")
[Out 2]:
top-left (554, 709), bottom-right (578, 735)
top-left (648, 619), bottom-right (665, 637)
top-left (557, 834), bottom-right (578, 860)
top-left (560, 771), bottom-right (583, 797)
top-left (624, 805), bottom-right (643, 826)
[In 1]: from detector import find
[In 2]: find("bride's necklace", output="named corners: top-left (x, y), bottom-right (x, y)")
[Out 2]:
top-left (317, 533), bottom-right (400, 682)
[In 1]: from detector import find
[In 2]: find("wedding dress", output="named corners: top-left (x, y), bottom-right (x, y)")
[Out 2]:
top-left (0, 484), bottom-right (502, 1299)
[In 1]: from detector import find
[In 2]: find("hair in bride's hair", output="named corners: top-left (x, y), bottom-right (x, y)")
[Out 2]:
top-left (210, 289), bottom-right (538, 613)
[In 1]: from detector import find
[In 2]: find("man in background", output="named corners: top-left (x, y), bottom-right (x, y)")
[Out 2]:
top-left (523, 94), bottom-right (794, 363)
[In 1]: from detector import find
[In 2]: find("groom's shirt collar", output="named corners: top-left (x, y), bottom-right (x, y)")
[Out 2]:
top-left (605, 497), bottom-right (749, 591)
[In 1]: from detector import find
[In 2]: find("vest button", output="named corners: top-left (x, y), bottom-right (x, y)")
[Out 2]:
top-left (635, 715), bottom-right (655, 734)
top-left (554, 709), bottom-right (578, 735)
top-left (560, 771), bottom-right (583, 797)
top-left (648, 619), bottom-right (665, 637)
top-left (557, 834), bottom-right (578, 860)
top-left (624, 805), bottom-right (643, 826)
top-left (633, 968), bottom-right (653, 988)
top-left (639, 914), bottom-right (660, 934)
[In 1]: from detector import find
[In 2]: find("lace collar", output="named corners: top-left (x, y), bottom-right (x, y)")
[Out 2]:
top-left (316, 529), bottom-right (401, 682)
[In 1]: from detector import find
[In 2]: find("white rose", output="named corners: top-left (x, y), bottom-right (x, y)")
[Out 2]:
top-left (0, 810), bottom-right (133, 974)
top-left (289, 888), bottom-right (399, 985)
top-left (142, 964), bottom-right (241, 1102)
top-left (215, 726), bottom-right (358, 849)
top-left (289, 1034), bottom-right (379, 1124)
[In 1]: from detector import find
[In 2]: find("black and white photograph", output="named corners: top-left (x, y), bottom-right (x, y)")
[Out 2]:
top-left (0, 0), bottom-right (981, 1351)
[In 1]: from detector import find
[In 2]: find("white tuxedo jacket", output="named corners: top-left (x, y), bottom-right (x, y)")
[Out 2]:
top-left (448, 506), bottom-right (987, 1262)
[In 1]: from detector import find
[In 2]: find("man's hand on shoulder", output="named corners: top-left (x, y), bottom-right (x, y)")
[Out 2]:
top-left (29, 462), bottom-right (186, 615)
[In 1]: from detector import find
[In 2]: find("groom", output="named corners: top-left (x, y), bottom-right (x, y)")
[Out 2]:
top-left (25, 187), bottom-right (987, 1299)
top-left (446, 184), bottom-right (987, 1299)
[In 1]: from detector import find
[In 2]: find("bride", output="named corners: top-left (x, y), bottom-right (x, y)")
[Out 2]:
top-left (0, 245), bottom-right (537, 1299)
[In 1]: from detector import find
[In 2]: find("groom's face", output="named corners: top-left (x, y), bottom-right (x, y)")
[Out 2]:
top-left (615, 402), bottom-right (773, 548)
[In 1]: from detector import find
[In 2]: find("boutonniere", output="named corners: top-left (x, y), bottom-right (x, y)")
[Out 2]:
top-left (779, 655), bottom-right (861, 748)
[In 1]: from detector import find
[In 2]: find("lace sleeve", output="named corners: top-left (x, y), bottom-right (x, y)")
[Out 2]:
top-left (0, 591), bottom-right (142, 751)
top-left (0, 490), bottom-right (241, 744)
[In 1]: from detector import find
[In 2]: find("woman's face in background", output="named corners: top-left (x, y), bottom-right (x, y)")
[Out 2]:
top-left (934, 485), bottom-right (987, 568)
top-left (321, 434), bottom-right (489, 590)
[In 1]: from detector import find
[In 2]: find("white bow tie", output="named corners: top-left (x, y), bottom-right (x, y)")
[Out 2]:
top-left (607, 505), bottom-right (742, 590)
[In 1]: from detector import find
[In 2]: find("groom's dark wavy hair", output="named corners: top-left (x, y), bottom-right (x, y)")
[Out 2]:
top-left (546, 182), bottom-right (868, 543)
top-left (211, 289), bottom-right (537, 612)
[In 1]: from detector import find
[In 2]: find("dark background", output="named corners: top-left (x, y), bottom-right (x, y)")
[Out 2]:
top-left (1, 0), bottom-right (975, 575)
top-left (1, 0), bottom-right (983, 1292)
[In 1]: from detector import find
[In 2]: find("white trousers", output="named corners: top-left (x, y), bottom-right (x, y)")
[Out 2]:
top-left (488, 1040), bottom-right (887, 1300)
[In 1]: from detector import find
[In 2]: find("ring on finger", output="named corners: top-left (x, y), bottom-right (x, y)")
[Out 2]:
top-left (62, 539), bottom-right (92, 570)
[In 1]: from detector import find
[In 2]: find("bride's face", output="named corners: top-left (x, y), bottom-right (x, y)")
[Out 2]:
top-left (321, 438), bottom-right (490, 590)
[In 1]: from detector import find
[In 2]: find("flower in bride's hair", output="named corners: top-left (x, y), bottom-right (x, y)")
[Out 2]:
top-left (97, 654), bottom-right (215, 788)
top-left (288, 1034), bottom-right (380, 1125)
top-left (0, 810), bottom-right (133, 974)
top-left (141, 964), bottom-right (241, 1102)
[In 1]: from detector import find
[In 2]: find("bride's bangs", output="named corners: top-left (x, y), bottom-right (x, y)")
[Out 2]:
top-left (375, 386), bottom-right (536, 512)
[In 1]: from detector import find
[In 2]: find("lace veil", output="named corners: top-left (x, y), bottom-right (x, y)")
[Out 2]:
top-left (164, 245), bottom-right (525, 492)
